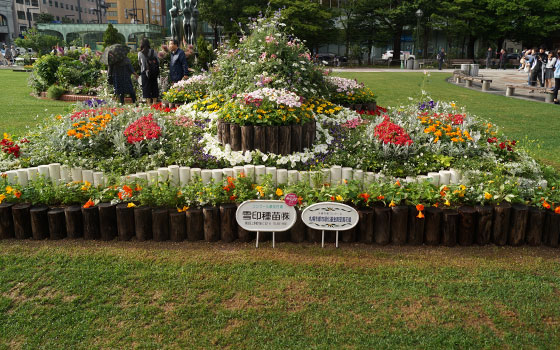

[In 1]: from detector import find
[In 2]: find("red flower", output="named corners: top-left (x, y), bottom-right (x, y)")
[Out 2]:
top-left (123, 114), bottom-right (162, 144)
top-left (373, 116), bottom-right (413, 146)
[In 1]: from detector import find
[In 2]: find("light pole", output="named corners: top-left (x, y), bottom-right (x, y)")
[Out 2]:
top-left (415, 9), bottom-right (423, 59)
top-left (26, 7), bottom-right (40, 30)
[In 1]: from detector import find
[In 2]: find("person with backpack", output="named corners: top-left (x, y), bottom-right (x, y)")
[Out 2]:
top-left (437, 48), bottom-right (446, 70)
top-left (138, 39), bottom-right (160, 105)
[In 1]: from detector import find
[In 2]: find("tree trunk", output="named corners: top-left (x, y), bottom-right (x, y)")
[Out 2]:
top-left (82, 206), bottom-right (100, 240)
top-left (508, 204), bottom-right (528, 246)
top-left (13, 203), bottom-right (32, 239)
top-left (493, 203), bottom-right (511, 246)
top-left (441, 209), bottom-right (458, 247)
top-left (458, 206), bottom-right (476, 246)
top-left (407, 206), bottom-right (424, 245)
top-left (467, 36), bottom-right (476, 59)
top-left (390, 25), bottom-right (403, 66)
top-left (424, 207), bottom-right (442, 245)
top-left (475, 205), bottom-right (493, 245)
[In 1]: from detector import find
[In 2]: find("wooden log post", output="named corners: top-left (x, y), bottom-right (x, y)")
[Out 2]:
top-left (358, 208), bottom-right (374, 244)
top-left (241, 125), bottom-right (254, 153)
top-left (169, 210), bottom-right (186, 242)
top-left (98, 203), bottom-right (117, 241)
top-left (309, 121), bottom-right (316, 145)
top-left (30, 206), bottom-right (49, 240)
top-left (64, 205), bottom-right (83, 238)
top-left (458, 206), bottom-right (476, 246)
top-left (203, 206), bottom-right (220, 242)
top-left (544, 211), bottom-right (560, 247)
top-left (306, 227), bottom-right (322, 243)
top-left (216, 119), bottom-right (223, 144)
top-left (82, 206), bottom-right (100, 240)
top-left (493, 203), bottom-right (511, 246)
top-left (0, 202), bottom-right (14, 239)
top-left (441, 209), bottom-right (458, 247)
top-left (278, 125), bottom-right (291, 155)
top-left (302, 122), bottom-right (311, 149)
top-left (12, 203), bottom-right (32, 239)
top-left (134, 206), bottom-right (152, 241)
top-left (152, 208), bottom-right (169, 242)
top-left (407, 206), bottom-right (424, 245)
top-left (291, 124), bottom-right (302, 153)
top-left (374, 207), bottom-right (391, 245)
top-left (341, 226), bottom-right (356, 243)
top-left (230, 124), bottom-right (241, 151)
top-left (508, 204), bottom-right (528, 246)
top-left (220, 204), bottom-right (237, 243)
top-left (116, 203), bottom-right (135, 241)
top-left (391, 205), bottom-right (408, 245)
top-left (47, 208), bottom-right (66, 240)
top-left (475, 205), bottom-right (493, 245)
top-left (265, 126), bottom-right (279, 154)
top-left (222, 122), bottom-right (231, 146)
top-left (253, 125), bottom-right (266, 152)
top-left (424, 207), bottom-right (442, 245)
top-left (186, 208), bottom-right (204, 241)
top-left (526, 207), bottom-right (545, 246)
top-left (290, 209), bottom-right (306, 243)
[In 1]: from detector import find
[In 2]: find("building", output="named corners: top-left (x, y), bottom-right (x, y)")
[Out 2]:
top-left (105, 0), bottom-right (164, 25)
top-left (9, 0), bottom-right (105, 38)
top-left (0, 0), bottom-right (15, 44)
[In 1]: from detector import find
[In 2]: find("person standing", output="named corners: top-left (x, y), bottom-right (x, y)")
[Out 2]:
top-left (498, 49), bottom-right (507, 70)
top-left (486, 47), bottom-right (493, 69)
top-left (138, 38), bottom-right (160, 105)
top-left (544, 51), bottom-right (557, 90)
top-left (108, 57), bottom-right (138, 105)
top-left (168, 39), bottom-right (189, 86)
top-left (553, 49), bottom-right (560, 104)
top-left (538, 47), bottom-right (548, 87)
top-left (437, 48), bottom-right (446, 70)
top-left (4, 44), bottom-right (12, 65)
top-left (529, 49), bottom-right (542, 87)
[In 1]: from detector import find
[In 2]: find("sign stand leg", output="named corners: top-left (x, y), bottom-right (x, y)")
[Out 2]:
top-left (256, 231), bottom-right (259, 248)
top-left (272, 232), bottom-right (275, 248)
top-left (321, 230), bottom-right (325, 248)
top-left (336, 231), bottom-right (339, 248)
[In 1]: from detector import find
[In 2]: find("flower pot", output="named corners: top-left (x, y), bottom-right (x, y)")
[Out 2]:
top-left (526, 207), bottom-right (545, 246)
top-left (235, 203), bottom-right (254, 242)
top-left (290, 124), bottom-right (303, 153)
top-left (241, 125), bottom-right (254, 153)
top-left (253, 125), bottom-right (266, 152)
top-left (216, 119), bottom-right (223, 144)
top-left (82, 205), bottom-right (100, 240)
top-left (353, 103), bottom-right (363, 111)
top-left (302, 122), bottom-right (311, 149)
top-left (508, 204), bottom-right (528, 246)
top-left (367, 102), bottom-right (377, 112)
top-left (543, 211), bottom-right (560, 247)
top-left (407, 205), bottom-right (425, 245)
top-left (12, 203), bottom-right (32, 239)
top-left (222, 122), bottom-right (231, 146)
top-left (290, 209), bottom-right (306, 243)
top-left (229, 123), bottom-right (241, 151)
top-left (441, 208), bottom-right (458, 247)
top-left (203, 206), bottom-right (220, 242)
top-left (278, 125), bottom-right (291, 155)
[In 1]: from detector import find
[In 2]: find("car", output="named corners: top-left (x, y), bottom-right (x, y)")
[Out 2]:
top-left (316, 53), bottom-right (336, 65)
top-left (381, 50), bottom-right (415, 61)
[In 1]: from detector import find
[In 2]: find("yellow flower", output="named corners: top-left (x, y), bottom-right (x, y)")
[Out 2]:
top-left (127, 202), bottom-right (136, 208)
top-left (5, 186), bottom-right (13, 194)
top-left (336, 195), bottom-right (343, 201)
top-left (256, 186), bottom-right (264, 197)
top-left (444, 199), bottom-right (451, 206)
top-left (389, 200), bottom-right (396, 207)
top-left (484, 192), bottom-right (492, 200)
top-left (0, 194), bottom-right (5, 203)
top-left (177, 206), bottom-right (189, 212)
top-left (276, 188), bottom-right (283, 196)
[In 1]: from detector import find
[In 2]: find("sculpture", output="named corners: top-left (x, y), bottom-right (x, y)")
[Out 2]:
top-left (169, 0), bottom-right (181, 42)
top-left (182, 0), bottom-right (192, 46)
top-left (189, 0), bottom-right (199, 46)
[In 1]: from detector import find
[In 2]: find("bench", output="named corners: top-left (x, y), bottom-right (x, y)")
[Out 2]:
top-left (450, 59), bottom-right (475, 68)
top-left (505, 84), bottom-right (554, 103)
top-left (453, 73), bottom-right (493, 91)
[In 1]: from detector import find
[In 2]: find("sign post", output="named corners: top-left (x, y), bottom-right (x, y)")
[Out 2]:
top-left (236, 200), bottom-right (297, 248)
top-left (301, 202), bottom-right (359, 248)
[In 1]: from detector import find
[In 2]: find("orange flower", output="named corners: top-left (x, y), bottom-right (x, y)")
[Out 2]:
top-left (359, 193), bottom-right (370, 202)
top-left (395, 180), bottom-right (401, 187)
top-left (416, 204), bottom-right (425, 211)
top-left (543, 200), bottom-right (551, 209)
top-left (377, 195), bottom-right (385, 200)
top-left (229, 195), bottom-right (237, 201)
top-left (555, 206), bottom-right (560, 214)
top-left (297, 196), bottom-right (303, 205)
top-left (14, 191), bottom-right (21, 199)
top-left (330, 196), bottom-right (335, 201)
top-left (389, 200), bottom-right (396, 207)
top-left (135, 184), bottom-right (142, 191)
top-left (83, 199), bottom-right (95, 208)
top-left (417, 211), bottom-right (424, 219)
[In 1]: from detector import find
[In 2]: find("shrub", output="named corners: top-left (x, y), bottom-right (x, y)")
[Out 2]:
top-left (103, 23), bottom-right (124, 47)
top-left (47, 85), bottom-right (66, 100)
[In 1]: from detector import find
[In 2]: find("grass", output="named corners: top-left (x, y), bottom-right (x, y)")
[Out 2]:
top-left (1, 70), bottom-right (560, 348)
top-left (0, 70), bottom-right (69, 136)
top-left (335, 71), bottom-right (560, 169)
top-left (1, 241), bottom-right (559, 349)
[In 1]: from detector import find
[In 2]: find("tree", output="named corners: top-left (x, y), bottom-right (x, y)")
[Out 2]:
top-left (103, 23), bottom-right (123, 47)
top-left (35, 13), bottom-right (55, 24)
top-left (15, 28), bottom-right (61, 56)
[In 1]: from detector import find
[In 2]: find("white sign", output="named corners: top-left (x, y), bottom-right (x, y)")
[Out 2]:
top-left (301, 202), bottom-right (359, 248)
top-left (236, 200), bottom-right (297, 248)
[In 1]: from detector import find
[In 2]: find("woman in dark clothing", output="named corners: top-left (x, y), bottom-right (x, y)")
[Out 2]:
top-left (138, 38), bottom-right (160, 105)
top-left (108, 57), bottom-right (138, 104)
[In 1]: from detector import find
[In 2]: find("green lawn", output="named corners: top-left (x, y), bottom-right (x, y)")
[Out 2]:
top-left (0, 70), bottom-right (69, 136)
top-left (1, 241), bottom-right (559, 349)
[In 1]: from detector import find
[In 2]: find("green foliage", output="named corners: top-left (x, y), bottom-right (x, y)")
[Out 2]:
top-left (46, 85), bottom-right (66, 100)
top-left (103, 23), bottom-right (123, 47)
top-left (127, 51), bottom-right (140, 73)
top-left (35, 13), bottom-right (55, 24)
top-left (15, 28), bottom-right (62, 56)
top-left (196, 36), bottom-right (215, 71)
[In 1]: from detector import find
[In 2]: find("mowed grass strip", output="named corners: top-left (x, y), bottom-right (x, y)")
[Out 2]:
top-left (0, 70), bottom-right (69, 136)
top-left (0, 241), bottom-right (559, 349)
top-left (335, 71), bottom-right (560, 169)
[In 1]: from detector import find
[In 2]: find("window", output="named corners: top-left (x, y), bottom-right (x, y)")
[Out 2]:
top-left (16, 0), bottom-right (24, 4)
top-left (32, 13), bottom-right (39, 21)
top-left (70, 5), bottom-right (73, 10)
top-left (54, 1), bottom-right (58, 8)
top-left (0, 15), bottom-right (7, 26)
top-left (108, 20), bottom-right (117, 24)
top-left (108, 11), bottom-right (117, 17)
top-left (25, 0), bottom-right (30, 5)
top-left (32, 0), bottom-right (38, 6)
top-left (49, 0), bottom-right (52, 5)
top-left (17, 11), bottom-right (26, 20)
top-left (43, 0), bottom-right (46, 4)
top-left (20, 25), bottom-right (28, 32)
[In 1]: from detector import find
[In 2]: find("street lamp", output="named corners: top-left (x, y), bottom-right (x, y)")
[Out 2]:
top-left (26, 7), bottom-right (40, 30)
top-left (415, 9), bottom-right (423, 59)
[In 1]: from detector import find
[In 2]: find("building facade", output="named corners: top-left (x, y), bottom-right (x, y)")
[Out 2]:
top-left (8, 0), bottom-right (105, 38)
top-left (105, 0), bottom-right (164, 25)
top-left (0, 0), bottom-right (15, 44)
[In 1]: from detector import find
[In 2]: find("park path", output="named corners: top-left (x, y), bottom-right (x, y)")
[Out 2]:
top-left (333, 67), bottom-right (554, 104)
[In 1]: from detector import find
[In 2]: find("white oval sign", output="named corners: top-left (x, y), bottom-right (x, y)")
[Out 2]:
top-left (301, 202), bottom-right (359, 231)
top-left (236, 200), bottom-right (297, 232)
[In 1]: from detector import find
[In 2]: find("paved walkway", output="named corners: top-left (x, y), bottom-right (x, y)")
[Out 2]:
top-left (333, 67), bottom-right (556, 104)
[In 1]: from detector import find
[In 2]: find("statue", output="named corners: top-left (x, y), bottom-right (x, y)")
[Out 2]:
top-left (169, 0), bottom-right (181, 42)
top-left (182, 0), bottom-right (192, 46)
top-left (189, 0), bottom-right (199, 46)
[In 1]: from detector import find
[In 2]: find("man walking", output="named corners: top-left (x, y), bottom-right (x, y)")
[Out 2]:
top-left (498, 49), bottom-right (506, 70)
top-left (437, 48), bottom-right (446, 70)
top-left (168, 39), bottom-right (189, 86)
top-left (486, 47), bottom-right (493, 69)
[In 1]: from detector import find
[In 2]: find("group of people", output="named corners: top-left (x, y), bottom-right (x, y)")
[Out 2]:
top-left (485, 48), bottom-right (510, 70)
top-left (518, 47), bottom-right (560, 104)
top-left (108, 38), bottom-right (193, 105)
top-left (0, 44), bottom-right (18, 66)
